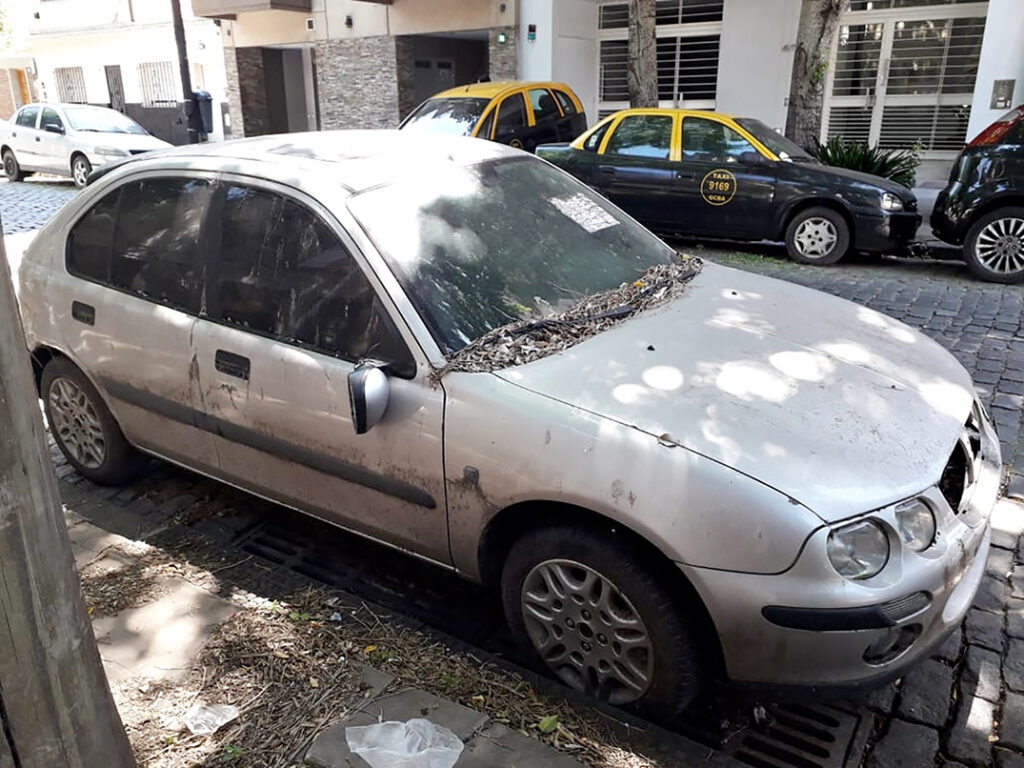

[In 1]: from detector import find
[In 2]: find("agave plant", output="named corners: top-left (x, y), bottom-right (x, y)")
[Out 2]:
top-left (812, 136), bottom-right (921, 188)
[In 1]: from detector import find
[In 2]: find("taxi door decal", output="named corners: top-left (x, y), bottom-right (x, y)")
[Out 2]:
top-left (700, 169), bottom-right (737, 206)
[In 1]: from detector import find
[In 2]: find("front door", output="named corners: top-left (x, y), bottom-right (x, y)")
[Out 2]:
top-left (520, 87), bottom-right (564, 150)
top-left (61, 173), bottom-right (220, 472)
top-left (191, 178), bottom-right (450, 563)
top-left (105, 65), bottom-right (126, 112)
top-left (593, 112), bottom-right (678, 230)
top-left (673, 116), bottom-right (777, 239)
top-left (37, 106), bottom-right (69, 174)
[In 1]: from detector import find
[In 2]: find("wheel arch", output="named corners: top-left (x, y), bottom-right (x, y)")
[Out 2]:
top-left (69, 150), bottom-right (89, 173)
top-left (477, 499), bottom-right (726, 675)
top-left (963, 195), bottom-right (1024, 238)
top-left (777, 197), bottom-right (856, 245)
top-left (1, 144), bottom-right (13, 158)
top-left (32, 346), bottom-right (125, 434)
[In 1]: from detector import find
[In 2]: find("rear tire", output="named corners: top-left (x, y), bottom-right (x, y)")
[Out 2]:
top-left (963, 207), bottom-right (1024, 284)
top-left (41, 358), bottom-right (146, 485)
top-left (501, 524), bottom-right (703, 720)
top-left (784, 206), bottom-right (850, 265)
top-left (3, 149), bottom-right (24, 181)
top-left (71, 154), bottom-right (92, 188)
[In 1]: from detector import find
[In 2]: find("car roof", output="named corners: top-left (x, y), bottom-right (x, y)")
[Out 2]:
top-left (432, 81), bottom-right (574, 100)
top-left (99, 130), bottom-right (522, 194)
top-left (603, 107), bottom-right (740, 120)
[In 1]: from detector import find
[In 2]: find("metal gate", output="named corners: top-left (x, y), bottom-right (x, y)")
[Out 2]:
top-left (822, 0), bottom-right (988, 157)
top-left (105, 65), bottom-right (125, 112)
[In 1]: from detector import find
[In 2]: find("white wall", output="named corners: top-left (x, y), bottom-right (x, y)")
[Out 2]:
top-left (966, 0), bottom-right (1024, 142)
top-left (519, 0), bottom-right (598, 122)
top-left (715, 0), bottom-right (800, 132)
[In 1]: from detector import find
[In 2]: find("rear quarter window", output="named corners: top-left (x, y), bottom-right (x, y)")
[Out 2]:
top-left (67, 189), bottom-right (119, 282)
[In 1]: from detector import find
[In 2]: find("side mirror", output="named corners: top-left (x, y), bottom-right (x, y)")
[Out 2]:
top-left (739, 150), bottom-right (767, 165)
top-left (44, 124), bottom-right (65, 135)
top-left (348, 362), bottom-right (390, 435)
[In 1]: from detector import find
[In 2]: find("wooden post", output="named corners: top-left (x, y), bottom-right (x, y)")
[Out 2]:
top-left (0, 227), bottom-right (136, 766)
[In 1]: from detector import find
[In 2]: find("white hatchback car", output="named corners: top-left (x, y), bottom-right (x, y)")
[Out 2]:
top-left (3, 103), bottom-right (171, 187)
top-left (17, 132), bottom-right (1001, 718)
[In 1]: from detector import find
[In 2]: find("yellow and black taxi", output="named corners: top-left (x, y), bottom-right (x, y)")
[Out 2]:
top-left (537, 109), bottom-right (921, 265)
top-left (399, 81), bottom-right (587, 153)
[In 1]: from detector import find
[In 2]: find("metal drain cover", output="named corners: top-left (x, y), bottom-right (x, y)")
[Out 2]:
top-left (725, 704), bottom-right (860, 768)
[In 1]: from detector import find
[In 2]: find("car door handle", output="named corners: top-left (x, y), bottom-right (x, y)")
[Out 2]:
top-left (71, 301), bottom-right (95, 326)
top-left (676, 170), bottom-right (696, 181)
top-left (215, 349), bottom-right (250, 381)
top-left (597, 166), bottom-right (616, 178)
top-left (35, 136), bottom-right (41, 142)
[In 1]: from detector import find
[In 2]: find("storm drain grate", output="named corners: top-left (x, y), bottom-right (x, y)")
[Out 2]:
top-left (727, 704), bottom-right (858, 768)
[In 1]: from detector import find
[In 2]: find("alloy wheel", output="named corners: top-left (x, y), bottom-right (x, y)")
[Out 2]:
top-left (4, 156), bottom-right (14, 178)
top-left (73, 158), bottom-right (90, 187)
top-left (794, 217), bottom-right (839, 259)
top-left (521, 559), bottom-right (654, 705)
top-left (975, 217), bottom-right (1024, 275)
top-left (48, 376), bottom-right (106, 469)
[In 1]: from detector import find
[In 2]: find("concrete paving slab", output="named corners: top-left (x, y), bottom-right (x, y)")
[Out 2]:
top-left (92, 575), bottom-right (236, 684)
top-left (457, 723), bottom-right (585, 767)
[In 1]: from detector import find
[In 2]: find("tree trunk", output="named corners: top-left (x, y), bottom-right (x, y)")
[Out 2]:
top-left (628, 0), bottom-right (658, 108)
top-left (0, 227), bottom-right (136, 767)
top-left (785, 0), bottom-right (850, 150)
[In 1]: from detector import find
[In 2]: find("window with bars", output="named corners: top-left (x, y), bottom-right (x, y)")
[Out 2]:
top-left (849, 0), bottom-right (978, 10)
top-left (54, 67), bottom-right (88, 103)
top-left (138, 61), bottom-right (178, 108)
top-left (599, 0), bottom-right (724, 29)
top-left (878, 104), bottom-right (971, 149)
top-left (826, 106), bottom-right (874, 143)
top-left (887, 16), bottom-right (985, 95)
top-left (833, 23), bottom-right (884, 96)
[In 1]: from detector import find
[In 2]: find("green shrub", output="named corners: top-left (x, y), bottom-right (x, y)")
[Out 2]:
top-left (812, 136), bottom-right (921, 188)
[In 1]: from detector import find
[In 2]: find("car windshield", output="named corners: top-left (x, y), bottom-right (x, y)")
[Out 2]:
top-left (736, 118), bottom-right (815, 162)
top-left (348, 156), bottom-right (676, 353)
top-left (401, 98), bottom-right (490, 137)
top-left (63, 106), bottom-right (147, 135)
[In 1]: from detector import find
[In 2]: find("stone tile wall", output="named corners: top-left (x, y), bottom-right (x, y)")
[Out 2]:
top-left (315, 36), bottom-right (399, 130)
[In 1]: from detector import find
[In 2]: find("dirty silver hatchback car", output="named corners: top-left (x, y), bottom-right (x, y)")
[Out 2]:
top-left (18, 132), bottom-right (1001, 717)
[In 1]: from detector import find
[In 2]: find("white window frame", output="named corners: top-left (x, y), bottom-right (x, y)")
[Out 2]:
top-left (822, 0), bottom-right (989, 159)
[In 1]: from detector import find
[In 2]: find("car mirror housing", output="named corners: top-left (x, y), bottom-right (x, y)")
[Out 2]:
top-left (739, 150), bottom-right (766, 165)
top-left (348, 362), bottom-right (390, 435)
top-left (44, 124), bottom-right (65, 135)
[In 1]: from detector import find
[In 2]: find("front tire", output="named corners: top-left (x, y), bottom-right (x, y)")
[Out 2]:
top-left (785, 206), bottom-right (850, 265)
top-left (963, 207), bottom-right (1024, 284)
top-left (71, 154), bottom-right (92, 188)
top-left (41, 358), bottom-right (145, 485)
top-left (501, 524), bottom-right (702, 720)
top-left (3, 148), bottom-right (24, 181)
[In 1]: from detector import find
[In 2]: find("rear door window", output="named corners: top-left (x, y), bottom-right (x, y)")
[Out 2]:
top-left (553, 90), bottom-right (577, 115)
top-left (110, 177), bottom-right (213, 313)
top-left (213, 184), bottom-right (415, 376)
top-left (16, 106), bottom-right (39, 128)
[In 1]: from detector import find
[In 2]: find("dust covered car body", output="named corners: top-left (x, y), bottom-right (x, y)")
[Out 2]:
top-left (18, 132), bottom-right (1000, 716)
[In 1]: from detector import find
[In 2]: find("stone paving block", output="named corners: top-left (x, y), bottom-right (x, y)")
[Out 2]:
top-left (898, 659), bottom-right (952, 727)
top-left (966, 608), bottom-right (1006, 652)
top-left (865, 719), bottom-right (939, 768)
top-left (933, 628), bottom-right (964, 663)
top-left (68, 521), bottom-right (133, 555)
top-left (973, 574), bottom-right (1009, 613)
top-left (457, 723), bottom-right (585, 767)
top-left (1013, 566), bottom-right (1024, 599)
top-left (996, 749), bottom-right (1024, 768)
top-left (963, 645), bottom-right (1003, 703)
top-left (1007, 638), bottom-right (1024, 693)
top-left (948, 696), bottom-right (996, 766)
top-left (1000, 691), bottom-right (1024, 753)
top-left (864, 680), bottom-right (898, 714)
top-left (989, 547), bottom-right (1015, 581)
top-left (1010, 599), bottom-right (1024, 640)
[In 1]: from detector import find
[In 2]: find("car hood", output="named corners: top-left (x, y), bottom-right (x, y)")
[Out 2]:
top-left (494, 263), bottom-right (973, 522)
top-left (797, 161), bottom-right (914, 199)
top-left (73, 131), bottom-right (172, 151)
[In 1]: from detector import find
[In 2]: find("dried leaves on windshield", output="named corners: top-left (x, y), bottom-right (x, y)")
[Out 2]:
top-left (434, 254), bottom-right (702, 377)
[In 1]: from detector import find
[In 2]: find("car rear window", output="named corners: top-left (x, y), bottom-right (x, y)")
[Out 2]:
top-left (401, 98), bottom-right (490, 137)
top-left (67, 189), bottom-right (119, 282)
top-left (554, 90), bottom-right (577, 115)
top-left (15, 106), bottom-right (38, 128)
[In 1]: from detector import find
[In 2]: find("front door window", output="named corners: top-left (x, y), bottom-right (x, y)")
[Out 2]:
top-left (605, 115), bottom-right (674, 159)
top-left (681, 118), bottom-right (756, 163)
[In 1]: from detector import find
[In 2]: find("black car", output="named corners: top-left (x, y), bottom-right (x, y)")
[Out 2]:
top-left (537, 109), bottom-right (921, 265)
top-left (931, 105), bottom-right (1024, 284)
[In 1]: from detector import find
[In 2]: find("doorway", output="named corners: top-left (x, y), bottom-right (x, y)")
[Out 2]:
top-left (262, 45), bottom-right (318, 134)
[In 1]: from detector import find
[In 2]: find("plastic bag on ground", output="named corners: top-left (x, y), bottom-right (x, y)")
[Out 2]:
top-left (184, 702), bottom-right (240, 736)
top-left (345, 718), bottom-right (464, 768)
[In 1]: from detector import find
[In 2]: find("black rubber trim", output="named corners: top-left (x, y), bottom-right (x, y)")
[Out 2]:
top-left (101, 378), bottom-right (437, 509)
top-left (761, 604), bottom-right (896, 631)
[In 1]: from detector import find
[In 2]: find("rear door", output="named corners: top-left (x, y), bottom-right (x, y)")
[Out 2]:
top-left (592, 113), bottom-right (678, 229)
top-left (492, 92), bottom-right (530, 150)
top-left (520, 87), bottom-right (563, 150)
top-left (37, 106), bottom-right (70, 174)
top-left (673, 116), bottom-right (777, 239)
top-left (190, 177), bottom-right (450, 563)
top-left (552, 88), bottom-right (587, 141)
top-left (61, 173), bottom-right (219, 471)
top-left (11, 105), bottom-right (41, 168)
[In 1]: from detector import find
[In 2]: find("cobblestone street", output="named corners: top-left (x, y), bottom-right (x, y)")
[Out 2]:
top-left (5, 185), bottom-right (1024, 767)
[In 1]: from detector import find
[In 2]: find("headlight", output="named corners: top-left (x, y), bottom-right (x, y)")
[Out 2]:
top-left (94, 146), bottom-right (129, 157)
top-left (881, 192), bottom-right (904, 211)
top-left (895, 498), bottom-right (936, 552)
top-left (827, 520), bottom-right (889, 580)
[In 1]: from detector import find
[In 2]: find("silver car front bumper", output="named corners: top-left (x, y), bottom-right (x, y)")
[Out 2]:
top-left (683, 407), bottom-right (1001, 688)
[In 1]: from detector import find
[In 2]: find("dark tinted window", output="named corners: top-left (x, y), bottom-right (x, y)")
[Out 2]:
top-left (554, 90), bottom-right (577, 115)
top-left (605, 115), bottom-right (674, 159)
top-left (682, 118), bottom-right (756, 162)
top-left (67, 189), bottom-right (119, 282)
top-left (111, 177), bottom-right (212, 313)
top-left (15, 106), bottom-right (38, 128)
top-left (40, 107), bottom-right (63, 132)
top-left (529, 89), bottom-right (560, 122)
top-left (583, 121), bottom-right (612, 152)
top-left (216, 185), bottom-right (414, 376)
top-left (477, 107), bottom-right (495, 139)
top-left (1002, 119), bottom-right (1024, 146)
top-left (495, 93), bottom-right (527, 138)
